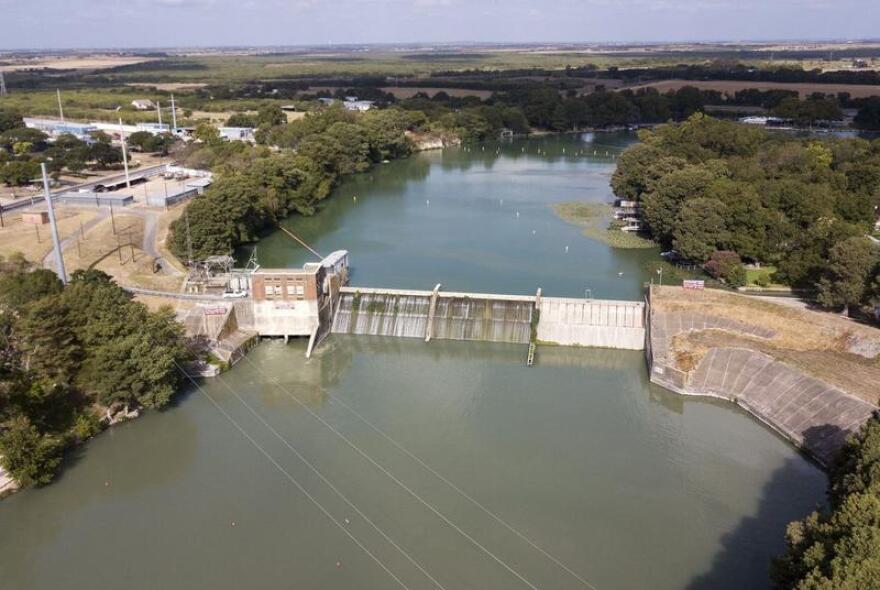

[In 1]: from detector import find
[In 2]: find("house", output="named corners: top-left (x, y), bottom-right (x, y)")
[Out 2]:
top-left (343, 100), bottom-right (374, 112)
top-left (218, 127), bottom-right (256, 142)
top-left (131, 99), bottom-right (155, 111)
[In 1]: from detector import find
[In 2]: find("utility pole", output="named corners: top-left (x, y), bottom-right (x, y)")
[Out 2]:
top-left (118, 118), bottom-right (131, 188)
top-left (56, 89), bottom-right (65, 122)
top-left (109, 204), bottom-right (116, 235)
top-left (157, 101), bottom-right (163, 127)
top-left (184, 207), bottom-right (194, 265)
top-left (170, 94), bottom-right (178, 134)
top-left (0, 71), bottom-right (7, 97)
top-left (41, 163), bottom-right (67, 284)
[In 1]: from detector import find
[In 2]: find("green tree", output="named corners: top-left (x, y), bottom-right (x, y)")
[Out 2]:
top-left (772, 415), bottom-right (880, 589)
top-left (817, 237), bottom-right (879, 316)
top-left (0, 416), bottom-right (63, 486)
top-left (0, 161), bottom-right (40, 186)
top-left (672, 197), bottom-right (730, 263)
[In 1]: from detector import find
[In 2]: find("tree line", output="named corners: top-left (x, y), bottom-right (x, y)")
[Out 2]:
top-left (612, 115), bottom-right (880, 316)
top-left (772, 413), bottom-right (880, 589)
top-left (0, 265), bottom-right (188, 487)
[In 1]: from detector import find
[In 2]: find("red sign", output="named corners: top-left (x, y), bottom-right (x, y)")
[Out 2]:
top-left (683, 280), bottom-right (705, 290)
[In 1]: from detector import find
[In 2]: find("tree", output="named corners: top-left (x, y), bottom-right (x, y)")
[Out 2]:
top-left (256, 104), bottom-right (286, 128)
top-left (0, 416), bottom-right (64, 486)
top-left (0, 161), bottom-right (40, 186)
top-left (226, 113), bottom-right (257, 128)
top-left (817, 237), bottom-right (879, 316)
top-left (772, 415), bottom-right (880, 589)
top-left (853, 98), bottom-right (880, 131)
top-left (0, 108), bottom-right (23, 134)
top-left (672, 197), bottom-right (730, 263)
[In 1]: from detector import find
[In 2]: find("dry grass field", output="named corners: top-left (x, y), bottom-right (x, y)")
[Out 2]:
top-left (0, 207), bottom-right (99, 265)
top-left (61, 214), bottom-right (182, 292)
top-left (624, 79), bottom-right (880, 99)
top-left (653, 286), bottom-right (880, 404)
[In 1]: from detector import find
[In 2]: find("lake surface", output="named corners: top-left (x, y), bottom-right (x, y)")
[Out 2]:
top-left (0, 133), bottom-right (826, 590)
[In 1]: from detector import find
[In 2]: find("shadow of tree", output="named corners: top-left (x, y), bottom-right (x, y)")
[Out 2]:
top-left (684, 427), bottom-right (838, 590)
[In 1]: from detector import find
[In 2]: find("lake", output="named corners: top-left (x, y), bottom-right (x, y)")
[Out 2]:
top-left (0, 133), bottom-right (826, 590)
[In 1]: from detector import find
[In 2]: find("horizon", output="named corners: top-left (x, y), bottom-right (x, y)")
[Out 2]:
top-left (4, 0), bottom-right (879, 51)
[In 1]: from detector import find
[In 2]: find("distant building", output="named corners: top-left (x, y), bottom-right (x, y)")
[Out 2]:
top-left (613, 199), bottom-right (645, 232)
top-left (343, 100), bottom-right (374, 112)
top-left (57, 190), bottom-right (134, 208)
top-left (218, 127), bottom-right (256, 142)
top-left (23, 117), bottom-right (98, 141)
top-left (131, 99), bottom-right (155, 110)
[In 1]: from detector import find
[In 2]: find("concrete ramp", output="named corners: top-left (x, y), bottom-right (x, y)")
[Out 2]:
top-left (538, 297), bottom-right (645, 350)
top-left (688, 348), bottom-right (876, 465)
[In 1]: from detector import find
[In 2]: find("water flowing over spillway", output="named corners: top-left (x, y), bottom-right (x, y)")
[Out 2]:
top-left (332, 292), bottom-right (431, 338)
top-left (331, 291), bottom-right (534, 344)
top-left (431, 297), bottom-right (532, 343)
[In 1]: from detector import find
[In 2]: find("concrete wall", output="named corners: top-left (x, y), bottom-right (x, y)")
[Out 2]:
top-left (647, 292), bottom-right (877, 466)
top-left (537, 297), bottom-right (645, 350)
top-left (248, 300), bottom-right (320, 337)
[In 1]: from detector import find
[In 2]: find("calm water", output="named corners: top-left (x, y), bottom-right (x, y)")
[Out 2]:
top-left (0, 133), bottom-right (826, 590)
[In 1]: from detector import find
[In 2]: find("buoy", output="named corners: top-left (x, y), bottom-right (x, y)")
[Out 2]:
top-left (426, 199), bottom-right (430, 206)
top-left (618, 272), bottom-right (624, 277)
top-left (336, 562), bottom-right (342, 569)
top-left (344, 518), bottom-right (350, 525)
top-left (231, 521), bottom-right (236, 527)
top-left (516, 211), bottom-right (520, 218)
top-left (565, 246), bottom-right (569, 252)
top-left (104, 480), bottom-right (111, 487)
top-left (353, 196), bottom-right (357, 202)
top-left (532, 229), bottom-right (536, 235)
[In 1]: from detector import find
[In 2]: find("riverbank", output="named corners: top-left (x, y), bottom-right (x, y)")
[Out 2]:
top-left (647, 285), bottom-right (880, 465)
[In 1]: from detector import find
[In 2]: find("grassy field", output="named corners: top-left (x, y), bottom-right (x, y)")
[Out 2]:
top-left (553, 201), bottom-right (657, 249)
top-left (0, 207), bottom-right (100, 265)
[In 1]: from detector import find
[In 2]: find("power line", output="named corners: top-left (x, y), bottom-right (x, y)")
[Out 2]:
top-left (319, 384), bottom-right (600, 590)
top-left (173, 361), bottom-right (413, 590)
top-left (236, 353), bottom-right (541, 590)
top-left (198, 357), bottom-right (448, 590)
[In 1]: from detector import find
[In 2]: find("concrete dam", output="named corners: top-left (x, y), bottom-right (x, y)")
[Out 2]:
top-left (330, 286), bottom-right (646, 351)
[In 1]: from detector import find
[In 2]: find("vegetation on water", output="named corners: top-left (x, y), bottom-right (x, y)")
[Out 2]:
top-left (553, 202), bottom-right (656, 249)
top-left (0, 263), bottom-right (188, 487)
top-left (612, 114), bottom-right (880, 316)
top-left (773, 413), bottom-right (880, 589)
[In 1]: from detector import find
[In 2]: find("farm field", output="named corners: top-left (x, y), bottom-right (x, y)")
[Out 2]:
top-left (623, 78), bottom-right (880, 98)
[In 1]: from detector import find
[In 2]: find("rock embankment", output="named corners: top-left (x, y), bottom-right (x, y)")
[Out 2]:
top-left (647, 287), bottom-right (878, 466)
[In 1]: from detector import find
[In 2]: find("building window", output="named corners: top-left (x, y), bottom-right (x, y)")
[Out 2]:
top-left (264, 285), bottom-right (273, 298)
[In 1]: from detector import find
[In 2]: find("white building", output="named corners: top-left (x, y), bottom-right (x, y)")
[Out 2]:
top-left (218, 127), bottom-right (256, 142)
top-left (343, 100), bottom-right (375, 112)
top-left (131, 99), bottom-right (155, 110)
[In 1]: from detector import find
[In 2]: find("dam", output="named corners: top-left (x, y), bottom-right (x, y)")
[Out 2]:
top-left (330, 285), bottom-right (646, 353)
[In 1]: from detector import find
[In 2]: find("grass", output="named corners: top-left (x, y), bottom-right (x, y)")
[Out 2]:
top-left (744, 265), bottom-right (787, 288)
top-left (0, 207), bottom-right (99, 265)
top-left (553, 201), bottom-right (656, 249)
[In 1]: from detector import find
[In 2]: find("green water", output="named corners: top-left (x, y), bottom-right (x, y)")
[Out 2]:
top-left (0, 133), bottom-right (826, 590)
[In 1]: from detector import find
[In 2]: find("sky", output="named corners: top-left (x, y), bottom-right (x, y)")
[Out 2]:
top-left (2, 0), bottom-right (879, 50)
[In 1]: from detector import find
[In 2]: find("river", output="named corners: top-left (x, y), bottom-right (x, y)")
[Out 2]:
top-left (0, 132), bottom-right (826, 590)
